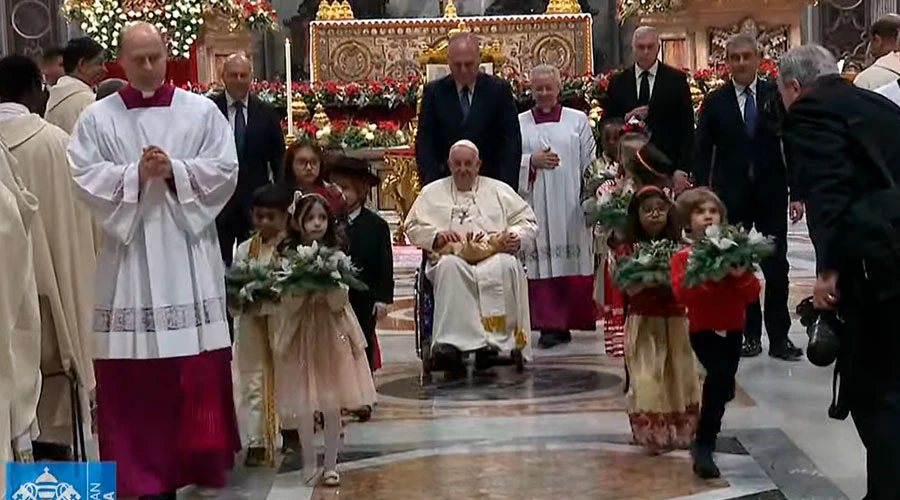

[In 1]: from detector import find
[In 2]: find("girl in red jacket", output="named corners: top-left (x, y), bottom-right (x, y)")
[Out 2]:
top-left (669, 188), bottom-right (761, 480)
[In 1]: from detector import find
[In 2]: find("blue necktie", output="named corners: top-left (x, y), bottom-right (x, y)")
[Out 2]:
top-left (460, 86), bottom-right (471, 121)
top-left (234, 101), bottom-right (246, 154)
top-left (743, 87), bottom-right (757, 136)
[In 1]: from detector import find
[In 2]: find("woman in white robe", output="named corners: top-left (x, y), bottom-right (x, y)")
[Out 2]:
top-left (518, 65), bottom-right (598, 349)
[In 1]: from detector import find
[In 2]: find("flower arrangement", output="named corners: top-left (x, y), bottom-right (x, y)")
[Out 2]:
top-left (291, 119), bottom-right (409, 149)
top-left (613, 239), bottom-right (680, 288)
top-left (583, 182), bottom-right (634, 230)
top-left (225, 258), bottom-right (281, 314)
top-left (617, 0), bottom-right (684, 22)
top-left (62, 0), bottom-right (278, 58)
top-left (275, 241), bottom-right (368, 294)
top-left (681, 224), bottom-right (774, 287)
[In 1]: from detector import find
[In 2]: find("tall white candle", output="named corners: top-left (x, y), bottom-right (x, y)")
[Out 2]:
top-left (285, 37), bottom-right (293, 136)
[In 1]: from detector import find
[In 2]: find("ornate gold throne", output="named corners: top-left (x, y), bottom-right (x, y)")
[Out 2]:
top-left (381, 8), bottom-right (505, 244)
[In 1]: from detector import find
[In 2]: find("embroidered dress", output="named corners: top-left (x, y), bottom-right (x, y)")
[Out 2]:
top-left (518, 106), bottom-right (597, 331)
top-left (617, 247), bottom-right (700, 451)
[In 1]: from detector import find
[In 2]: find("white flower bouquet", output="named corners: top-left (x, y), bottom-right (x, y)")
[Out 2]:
top-left (682, 224), bottom-right (775, 287)
top-left (583, 182), bottom-right (634, 230)
top-left (612, 239), bottom-right (680, 289)
top-left (275, 240), bottom-right (368, 294)
top-left (225, 259), bottom-right (281, 315)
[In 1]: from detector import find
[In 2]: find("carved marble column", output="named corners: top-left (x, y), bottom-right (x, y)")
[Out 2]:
top-left (815, 0), bottom-right (870, 63)
top-left (870, 0), bottom-right (897, 19)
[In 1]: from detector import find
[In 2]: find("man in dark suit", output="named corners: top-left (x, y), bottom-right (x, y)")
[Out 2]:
top-left (602, 26), bottom-right (694, 172)
top-left (415, 32), bottom-right (522, 189)
top-left (212, 53), bottom-right (286, 266)
top-left (693, 33), bottom-right (804, 361)
top-left (780, 44), bottom-right (900, 499)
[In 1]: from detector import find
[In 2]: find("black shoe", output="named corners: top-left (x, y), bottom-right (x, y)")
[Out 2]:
top-left (432, 343), bottom-right (465, 372)
top-left (474, 348), bottom-right (498, 371)
top-left (690, 442), bottom-right (721, 479)
top-left (559, 330), bottom-right (573, 344)
top-left (245, 446), bottom-right (267, 467)
top-left (741, 339), bottom-right (762, 357)
top-left (281, 429), bottom-right (300, 453)
top-left (538, 331), bottom-right (562, 349)
top-left (769, 339), bottom-right (803, 361)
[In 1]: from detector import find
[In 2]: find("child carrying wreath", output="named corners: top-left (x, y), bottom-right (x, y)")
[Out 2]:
top-left (669, 187), bottom-right (772, 480)
top-left (612, 186), bottom-right (700, 453)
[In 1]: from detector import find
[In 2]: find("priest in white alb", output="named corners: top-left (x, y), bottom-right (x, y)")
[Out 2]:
top-left (67, 22), bottom-right (240, 498)
top-left (0, 54), bottom-right (98, 460)
top-left (0, 139), bottom-right (42, 484)
top-left (406, 139), bottom-right (537, 372)
top-left (517, 64), bottom-right (597, 349)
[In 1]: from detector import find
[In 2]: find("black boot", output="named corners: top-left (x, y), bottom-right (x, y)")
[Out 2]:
top-left (538, 331), bottom-right (563, 349)
top-left (432, 343), bottom-right (465, 373)
top-left (690, 441), bottom-right (721, 479)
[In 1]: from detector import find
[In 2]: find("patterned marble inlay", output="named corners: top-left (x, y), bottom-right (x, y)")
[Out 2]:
top-left (370, 357), bottom-right (755, 420)
top-left (309, 449), bottom-right (728, 499)
top-left (379, 366), bottom-right (622, 401)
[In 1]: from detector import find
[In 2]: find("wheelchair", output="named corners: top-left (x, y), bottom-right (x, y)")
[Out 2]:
top-left (413, 254), bottom-right (526, 376)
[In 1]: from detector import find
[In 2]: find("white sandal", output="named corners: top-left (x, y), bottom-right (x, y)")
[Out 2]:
top-left (322, 470), bottom-right (340, 487)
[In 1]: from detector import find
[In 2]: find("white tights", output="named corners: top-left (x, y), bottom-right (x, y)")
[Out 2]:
top-left (300, 410), bottom-right (342, 474)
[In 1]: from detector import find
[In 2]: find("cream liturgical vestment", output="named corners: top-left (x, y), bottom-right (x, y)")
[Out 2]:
top-left (68, 86), bottom-right (238, 359)
top-left (0, 141), bottom-right (42, 493)
top-left (406, 176), bottom-right (537, 358)
top-left (45, 75), bottom-right (96, 134)
top-left (0, 105), bottom-right (97, 453)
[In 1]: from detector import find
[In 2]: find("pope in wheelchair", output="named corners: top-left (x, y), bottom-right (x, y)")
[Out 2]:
top-left (406, 140), bottom-right (537, 373)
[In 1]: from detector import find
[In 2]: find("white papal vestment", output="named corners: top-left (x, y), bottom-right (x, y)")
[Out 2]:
top-left (405, 176), bottom-right (537, 359)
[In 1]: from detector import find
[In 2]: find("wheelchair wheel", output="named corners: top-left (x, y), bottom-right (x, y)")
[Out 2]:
top-left (512, 348), bottom-right (525, 373)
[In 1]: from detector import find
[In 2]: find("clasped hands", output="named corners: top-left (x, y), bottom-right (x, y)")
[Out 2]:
top-left (434, 230), bottom-right (521, 253)
top-left (139, 146), bottom-right (172, 184)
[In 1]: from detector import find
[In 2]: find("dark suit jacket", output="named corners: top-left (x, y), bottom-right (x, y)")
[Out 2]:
top-left (693, 78), bottom-right (792, 225)
top-left (782, 75), bottom-right (900, 273)
top-left (415, 72), bottom-right (522, 188)
top-left (602, 62), bottom-right (694, 171)
top-left (347, 208), bottom-right (394, 337)
top-left (212, 92), bottom-right (286, 232)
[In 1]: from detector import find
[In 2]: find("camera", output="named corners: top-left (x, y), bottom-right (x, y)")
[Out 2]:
top-left (796, 296), bottom-right (841, 367)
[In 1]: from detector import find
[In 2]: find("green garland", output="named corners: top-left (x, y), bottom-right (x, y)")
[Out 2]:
top-left (275, 241), bottom-right (368, 294)
top-left (225, 259), bottom-right (281, 314)
top-left (682, 224), bottom-right (774, 287)
top-left (613, 239), bottom-right (680, 289)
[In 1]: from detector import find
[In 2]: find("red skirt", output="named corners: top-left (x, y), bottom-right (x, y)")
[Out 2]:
top-left (602, 261), bottom-right (625, 357)
top-left (94, 349), bottom-right (240, 497)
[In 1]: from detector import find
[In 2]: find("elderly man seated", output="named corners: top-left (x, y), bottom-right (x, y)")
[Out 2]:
top-left (406, 139), bottom-right (537, 372)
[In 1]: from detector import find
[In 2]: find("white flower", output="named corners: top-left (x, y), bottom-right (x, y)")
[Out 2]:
top-left (367, 123), bottom-right (377, 131)
top-left (589, 119), bottom-right (596, 129)
top-left (710, 237), bottom-right (737, 250)
top-left (330, 270), bottom-right (342, 280)
top-left (364, 132), bottom-right (375, 141)
top-left (704, 224), bottom-right (721, 239)
top-left (747, 227), bottom-right (768, 246)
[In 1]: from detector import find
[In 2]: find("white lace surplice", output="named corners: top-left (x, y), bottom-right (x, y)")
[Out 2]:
top-left (518, 108), bottom-right (595, 280)
top-left (68, 89), bottom-right (238, 360)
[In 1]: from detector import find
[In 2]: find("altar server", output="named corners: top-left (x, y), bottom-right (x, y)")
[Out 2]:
top-left (0, 55), bottom-right (97, 458)
top-left (67, 22), bottom-right (240, 498)
top-left (518, 64), bottom-right (597, 349)
top-left (0, 140), bottom-right (41, 476)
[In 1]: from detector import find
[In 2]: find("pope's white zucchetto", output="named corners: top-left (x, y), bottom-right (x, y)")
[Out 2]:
top-left (449, 139), bottom-right (479, 157)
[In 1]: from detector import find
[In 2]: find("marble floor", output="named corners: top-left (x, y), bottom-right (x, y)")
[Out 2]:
top-left (202, 218), bottom-right (866, 500)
